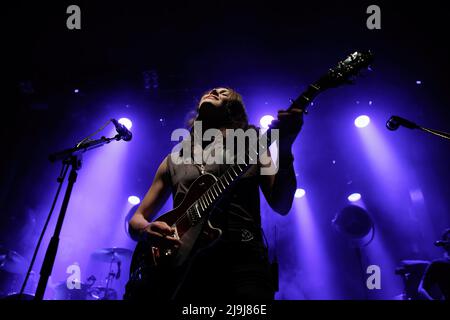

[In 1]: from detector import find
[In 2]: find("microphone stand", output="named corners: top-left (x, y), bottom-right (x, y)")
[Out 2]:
top-left (387, 115), bottom-right (450, 141)
top-left (418, 127), bottom-right (450, 141)
top-left (33, 133), bottom-right (124, 300)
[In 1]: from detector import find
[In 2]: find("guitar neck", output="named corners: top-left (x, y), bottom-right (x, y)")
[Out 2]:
top-left (289, 81), bottom-right (322, 111)
top-left (194, 162), bottom-right (250, 215)
top-left (190, 81), bottom-right (324, 219)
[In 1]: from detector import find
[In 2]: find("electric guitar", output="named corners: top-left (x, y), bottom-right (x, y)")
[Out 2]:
top-left (124, 51), bottom-right (374, 300)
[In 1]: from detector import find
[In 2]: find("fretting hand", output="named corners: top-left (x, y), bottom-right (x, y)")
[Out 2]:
top-left (270, 107), bottom-right (304, 151)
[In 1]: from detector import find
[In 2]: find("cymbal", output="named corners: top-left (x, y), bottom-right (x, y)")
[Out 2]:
top-left (2, 293), bottom-right (35, 300)
top-left (88, 287), bottom-right (118, 300)
top-left (53, 281), bottom-right (90, 291)
top-left (91, 247), bottom-right (132, 262)
top-left (400, 259), bottom-right (430, 266)
top-left (0, 248), bottom-right (28, 274)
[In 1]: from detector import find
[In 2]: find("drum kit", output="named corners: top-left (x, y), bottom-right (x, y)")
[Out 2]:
top-left (0, 246), bottom-right (132, 300)
top-left (2, 245), bottom-right (436, 300)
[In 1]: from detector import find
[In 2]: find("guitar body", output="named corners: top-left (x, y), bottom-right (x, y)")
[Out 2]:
top-left (125, 173), bottom-right (222, 300)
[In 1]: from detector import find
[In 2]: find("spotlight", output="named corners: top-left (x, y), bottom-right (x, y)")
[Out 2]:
top-left (295, 188), bottom-right (306, 198)
top-left (354, 115), bottom-right (370, 128)
top-left (119, 118), bottom-right (133, 130)
top-left (348, 193), bottom-right (361, 202)
top-left (416, 80), bottom-right (422, 85)
top-left (128, 196), bottom-right (140, 205)
top-left (260, 115), bottom-right (274, 129)
top-left (74, 89), bottom-right (79, 93)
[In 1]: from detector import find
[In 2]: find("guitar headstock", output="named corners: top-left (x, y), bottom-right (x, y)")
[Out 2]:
top-left (318, 51), bottom-right (374, 89)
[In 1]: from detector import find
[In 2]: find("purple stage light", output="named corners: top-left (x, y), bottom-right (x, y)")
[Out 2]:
top-left (128, 195), bottom-right (140, 205)
top-left (348, 193), bottom-right (361, 202)
top-left (260, 115), bottom-right (274, 129)
top-left (119, 118), bottom-right (132, 130)
top-left (416, 80), bottom-right (422, 85)
top-left (74, 89), bottom-right (79, 93)
top-left (354, 115), bottom-right (370, 128)
top-left (295, 188), bottom-right (306, 198)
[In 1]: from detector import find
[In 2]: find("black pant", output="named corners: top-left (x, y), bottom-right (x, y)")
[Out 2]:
top-left (174, 239), bottom-right (275, 302)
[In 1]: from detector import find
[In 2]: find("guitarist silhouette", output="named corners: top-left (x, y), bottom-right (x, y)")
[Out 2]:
top-left (124, 87), bottom-right (301, 301)
top-left (124, 51), bottom-right (373, 301)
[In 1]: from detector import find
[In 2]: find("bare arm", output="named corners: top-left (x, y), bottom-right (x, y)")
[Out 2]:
top-left (259, 146), bottom-right (296, 215)
top-left (129, 156), bottom-right (179, 244)
top-left (259, 107), bottom-right (303, 215)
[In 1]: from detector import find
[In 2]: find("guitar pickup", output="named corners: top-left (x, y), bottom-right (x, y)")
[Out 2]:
top-left (187, 205), bottom-right (202, 226)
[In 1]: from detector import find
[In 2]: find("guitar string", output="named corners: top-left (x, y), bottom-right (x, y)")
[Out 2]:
top-left (172, 138), bottom-right (246, 227)
top-left (173, 162), bottom-right (247, 228)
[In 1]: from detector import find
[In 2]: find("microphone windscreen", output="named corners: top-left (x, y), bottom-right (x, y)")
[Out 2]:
top-left (386, 117), bottom-right (399, 131)
top-left (434, 240), bottom-right (446, 247)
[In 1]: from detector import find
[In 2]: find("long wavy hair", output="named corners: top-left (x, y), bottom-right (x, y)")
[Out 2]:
top-left (180, 88), bottom-right (256, 160)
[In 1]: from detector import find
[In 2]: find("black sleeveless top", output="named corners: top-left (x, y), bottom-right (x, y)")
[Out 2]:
top-left (166, 152), bottom-right (264, 244)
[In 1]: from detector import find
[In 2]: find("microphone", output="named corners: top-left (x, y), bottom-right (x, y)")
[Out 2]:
top-left (386, 116), bottom-right (419, 131)
top-left (116, 260), bottom-right (121, 279)
top-left (111, 119), bottom-right (132, 141)
top-left (434, 240), bottom-right (449, 247)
